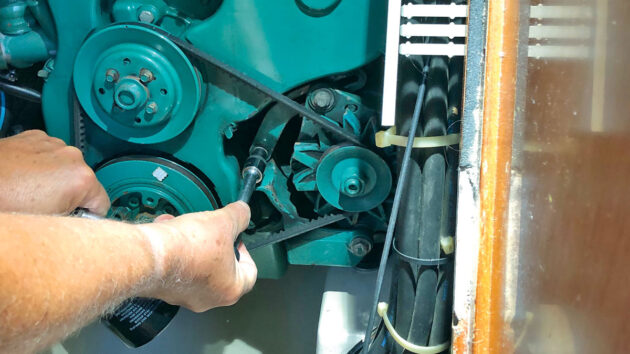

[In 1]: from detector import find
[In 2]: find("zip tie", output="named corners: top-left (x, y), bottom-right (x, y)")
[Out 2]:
top-left (377, 302), bottom-right (450, 354)
top-left (375, 127), bottom-right (460, 149)
top-left (392, 239), bottom-right (451, 266)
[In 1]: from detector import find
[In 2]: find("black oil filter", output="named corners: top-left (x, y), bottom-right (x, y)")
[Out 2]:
top-left (70, 209), bottom-right (180, 347)
top-left (103, 298), bottom-right (179, 348)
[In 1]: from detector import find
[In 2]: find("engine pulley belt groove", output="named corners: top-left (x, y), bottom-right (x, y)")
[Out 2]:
top-left (127, 23), bottom-right (364, 147)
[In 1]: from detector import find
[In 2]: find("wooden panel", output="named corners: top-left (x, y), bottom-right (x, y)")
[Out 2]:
top-left (460, 0), bottom-right (630, 352)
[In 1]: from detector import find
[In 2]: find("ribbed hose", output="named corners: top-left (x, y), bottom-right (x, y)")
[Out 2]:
top-left (389, 60), bottom-right (425, 354)
top-left (428, 54), bottom-right (463, 347)
top-left (406, 55), bottom-right (448, 345)
top-left (361, 62), bottom-right (429, 354)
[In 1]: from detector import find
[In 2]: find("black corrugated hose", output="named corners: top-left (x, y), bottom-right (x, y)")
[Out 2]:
top-left (360, 61), bottom-right (430, 354)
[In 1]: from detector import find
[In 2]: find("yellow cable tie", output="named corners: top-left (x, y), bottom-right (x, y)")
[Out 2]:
top-left (377, 302), bottom-right (450, 354)
top-left (375, 127), bottom-right (460, 149)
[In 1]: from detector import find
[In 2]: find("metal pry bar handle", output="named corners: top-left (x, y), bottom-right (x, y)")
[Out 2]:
top-left (237, 147), bottom-right (268, 204)
top-left (70, 208), bottom-right (104, 220)
top-left (234, 147), bottom-right (269, 260)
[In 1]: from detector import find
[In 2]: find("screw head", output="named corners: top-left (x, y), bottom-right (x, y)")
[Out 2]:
top-left (349, 237), bottom-right (372, 257)
top-left (105, 68), bottom-right (119, 83)
top-left (138, 10), bottom-right (155, 23)
top-left (145, 101), bottom-right (158, 114)
top-left (139, 68), bottom-right (154, 83)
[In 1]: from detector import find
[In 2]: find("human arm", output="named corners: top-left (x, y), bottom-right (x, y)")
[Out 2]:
top-left (0, 202), bottom-right (256, 354)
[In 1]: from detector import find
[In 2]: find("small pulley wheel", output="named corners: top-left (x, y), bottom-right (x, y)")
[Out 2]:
top-left (316, 145), bottom-right (392, 212)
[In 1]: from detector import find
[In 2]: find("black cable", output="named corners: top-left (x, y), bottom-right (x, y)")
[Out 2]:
top-left (361, 64), bottom-right (429, 353)
top-left (0, 81), bottom-right (41, 103)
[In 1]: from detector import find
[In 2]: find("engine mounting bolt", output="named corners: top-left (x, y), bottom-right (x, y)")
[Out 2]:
top-left (138, 10), bottom-right (155, 23)
top-left (145, 101), bottom-right (158, 114)
top-left (139, 68), bottom-right (154, 83)
top-left (308, 88), bottom-right (335, 114)
top-left (105, 69), bottom-right (119, 83)
top-left (348, 237), bottom-right (372, 257)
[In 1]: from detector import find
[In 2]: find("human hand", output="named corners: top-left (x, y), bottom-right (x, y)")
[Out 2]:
top-left (139, 202), bottom-right (257, 312)
top-left (0, 130), bottom-right (110, 215)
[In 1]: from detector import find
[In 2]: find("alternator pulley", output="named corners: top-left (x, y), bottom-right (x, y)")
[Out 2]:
top-left (316, 145), bottom-right (392, 213)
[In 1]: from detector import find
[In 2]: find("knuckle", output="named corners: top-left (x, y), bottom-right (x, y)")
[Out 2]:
top-left (188, 303), bottom-right (207, 313)
top-left (48, 136), bottom-right (66, 146)
top-left (74, 166), bottom-right (97, 188)
top-left (23, 129), bottom-right (46, 137)
top-left (61, 145), bottom-right (84, 159)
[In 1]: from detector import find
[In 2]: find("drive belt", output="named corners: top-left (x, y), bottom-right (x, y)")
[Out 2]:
top-left (244, 214), bottom-right (349, 251)
top-left (125, 22), bottom-right (364, 147)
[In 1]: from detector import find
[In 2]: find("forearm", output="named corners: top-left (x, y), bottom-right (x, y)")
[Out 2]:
top-left (0, 213), bottom-right (159, 353)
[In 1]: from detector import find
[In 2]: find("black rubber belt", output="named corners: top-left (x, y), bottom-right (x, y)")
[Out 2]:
top-left (245, 214), bottom-right (347, 251)
top-left (126, 22), bottom-right (364, 147)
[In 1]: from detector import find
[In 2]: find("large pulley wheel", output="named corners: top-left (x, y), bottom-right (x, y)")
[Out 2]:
top-left (95, 156), bottom-right (217, 222)
top-left (73, 24), bottom-right (201, 144)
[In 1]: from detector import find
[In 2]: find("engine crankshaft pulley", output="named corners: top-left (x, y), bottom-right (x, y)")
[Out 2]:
top-left (95, 156), bottom-right (217, 222)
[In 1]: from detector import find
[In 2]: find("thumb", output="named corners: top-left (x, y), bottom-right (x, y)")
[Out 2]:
top-left (221, 202), bottom-right (251, 237)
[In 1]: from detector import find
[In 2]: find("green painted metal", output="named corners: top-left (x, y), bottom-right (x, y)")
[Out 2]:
top-left (42, 0), bottom-right (108, 143)
top-left (0, 29), bottom-right (53, 69)
top-left (249, 243), bottom-right (288, 280)
top-left (28, 1), bottom-right (57, 42)
top-left (0, 0), bottom-right (54, 69)
top-left (95, 157), bottom-right (218, 217)
top-left (256, 160), bottom-right (302, 223)
top-left (38, 0), bottom-right (387, 277)
top-left (111, 0), bottom-right (197, 36)
top-left (185, 0), bottom-right (386, 92)
top-left (316, 145), bottom-right (391, 213)
top-left (73, 24), bottom-right (201, 144)
top-left (286, 229), bottom-right (364, 267)
top-left (0, 0), bottom-right (33, 35)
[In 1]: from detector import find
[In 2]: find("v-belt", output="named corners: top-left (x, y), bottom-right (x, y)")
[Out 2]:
top-left (124, 22), bottom-right (364, 148)
top-left (244, 214), bottom-right (349, 251)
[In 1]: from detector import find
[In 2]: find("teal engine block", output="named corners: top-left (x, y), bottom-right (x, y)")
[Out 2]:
top-left (4, 0), bottom-right (392, 278)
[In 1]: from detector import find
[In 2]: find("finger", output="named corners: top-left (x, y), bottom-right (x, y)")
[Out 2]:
top-left (236, 242), bottom-right (257, 294)
top-left (221, 202), bottom-right (251, 239)
top-left (154, 214), bottom-right (175, 222)
top-left (80, 181), bottom-right (111, 216)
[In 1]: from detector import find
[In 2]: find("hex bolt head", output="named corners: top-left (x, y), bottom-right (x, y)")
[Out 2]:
top-left (105, 69), bottom-right (119, 83)
top-left (138, 10), bottom-right (155, 23)
top-left (139, 68), bottom-right (154, 83)
top-left (348, 237), bottom-right (373, 257)
top-left (145, 101), bottom-right (158, 114)
top-left (308, 88), bottom-right (335, 114)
